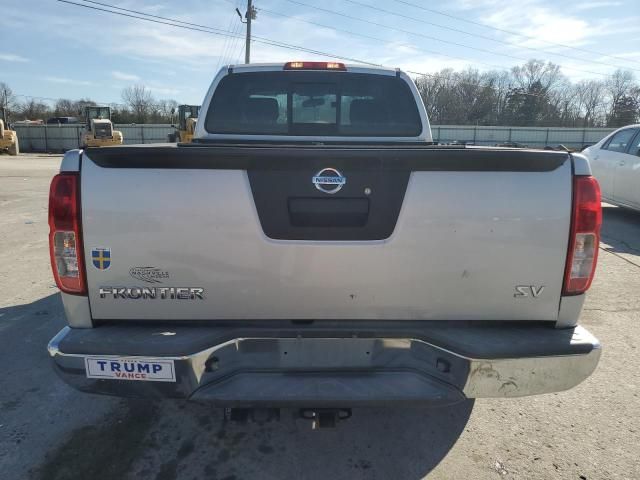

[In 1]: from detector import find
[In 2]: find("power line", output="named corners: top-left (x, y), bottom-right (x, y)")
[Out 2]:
top-left (215, 8), bottom-right (239, 71)
top-left (22, 3), bottom-right (637, 114)
top-left (260, 4), bottom-right (640, 80)
top-left (261, 4), bottom-right (636, 113)
top-left (62, 1), bottom-right (240, 39)
top-left (230, 0), bottom-right (247, 65)
top-left (341, 0), bottom-right (640, 74)
top-left (59, 0), bottom-right (382, 66)
top-left (259, 7), bottom-right (514, 72)
top-left (69, 0), bottom-right (631, 87)
top-left (55, 0), bottom-right (637, 111)
top-left (65, 0), bottom-right (538, 95)
top-left (233, 20), bottom-right (247, 64)
top-left (56, 1), bottom-right (572, 107)
top-left (59, 0), bottom-right (538, 99)
top-left (78, 0), bottom-right (622, 78)
top-left (221, 13), bottom-right (242, 66)
top-left (228, 19), bottom-right (244, 64)
top-left (390, 0), bottom-right (640, 67)
top-left (282, 0), bottom-right (618, 78)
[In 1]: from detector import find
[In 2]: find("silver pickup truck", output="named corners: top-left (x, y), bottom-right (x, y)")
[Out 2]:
top-left (48, 62), bottom-right (602, 419)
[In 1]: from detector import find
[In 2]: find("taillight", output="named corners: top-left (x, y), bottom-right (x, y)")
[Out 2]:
top-left (48, 173), bottom-right (86, 295)
top-left (563, 176), bottom-right (602, 295)
top-left (284, 61), bottom-right (346, 71)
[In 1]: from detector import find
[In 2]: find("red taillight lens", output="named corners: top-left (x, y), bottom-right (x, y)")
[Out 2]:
top-left (48, 173), bottom-right (86, 295)
top-left (563, 176), bottom-right (602, 295)
top-left (284, 61), bottom-right (346, 71)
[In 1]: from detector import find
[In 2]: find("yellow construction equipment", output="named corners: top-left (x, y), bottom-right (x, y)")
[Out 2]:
top-left (81, 106), bottom-right (123, 148)
top-left (0, 108), bottom-right (19, 155)
top-left (169, 105), bottom-right (200, 143)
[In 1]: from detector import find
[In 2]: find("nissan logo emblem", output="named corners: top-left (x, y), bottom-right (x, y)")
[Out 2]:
top-left (312, 168), bottom-right (346, 194)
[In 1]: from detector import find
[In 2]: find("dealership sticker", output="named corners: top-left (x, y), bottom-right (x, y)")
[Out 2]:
top-left (85, 357), bottom-right (176, 382)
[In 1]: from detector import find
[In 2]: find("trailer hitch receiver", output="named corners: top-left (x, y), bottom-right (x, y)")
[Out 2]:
top-left (300, 408), bottom-right (352, 429)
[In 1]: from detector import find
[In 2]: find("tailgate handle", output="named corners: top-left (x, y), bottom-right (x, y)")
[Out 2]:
top-left (288, 197), bottom-right (369, 228)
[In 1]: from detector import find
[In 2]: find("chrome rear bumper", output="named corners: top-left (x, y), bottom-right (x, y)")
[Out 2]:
top-left (48, 323), bottom-right (601, 406)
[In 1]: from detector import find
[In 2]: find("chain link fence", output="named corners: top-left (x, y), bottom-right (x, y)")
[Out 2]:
top-left (12, 123), bottom-right (616, 153)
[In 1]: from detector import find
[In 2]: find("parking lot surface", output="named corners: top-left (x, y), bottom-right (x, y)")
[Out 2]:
top-left (1, 153), bottom-right (638, 480)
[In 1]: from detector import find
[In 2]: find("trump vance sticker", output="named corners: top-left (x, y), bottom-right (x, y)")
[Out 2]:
top-left (85, 357), bottom-right (176, 382)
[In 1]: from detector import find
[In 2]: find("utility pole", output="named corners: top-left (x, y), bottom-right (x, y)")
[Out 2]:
top-left (236, 1), bottom-right (257, 64)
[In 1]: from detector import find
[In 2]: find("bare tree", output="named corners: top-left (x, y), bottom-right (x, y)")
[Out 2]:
top-left (414, 60), bottom-right (640, 127)
top-left (606, 69), bottom-right (635, 125)
top-left (511, 60), bottom-right (562, 92)
top-left (20, 99), bottom-right (50, 121)
top-left (631, 85), bottom-right (640, 121)
top-left (54, 99), bottom-right (75, 117)
top-left (110, 104), bottom-right (131, 124)
top-left (0, 82), bottom-right (18, 113)
top-left (415, 73), bottom-right (442, 122)
top-left (3, 60), bottom-right (637, 128)
top-left (576, 80), bottom-right (605, 127)
top-left (485, 70), bottom-right (512, 124)
top-left (75, 98), bottom-right (97, 116)
top-left (549, 81), bottom-right (579, 127)
top-left (122, 85), bottom-right (155, 123)
top-left (153, 99), bottom-right (179, 123)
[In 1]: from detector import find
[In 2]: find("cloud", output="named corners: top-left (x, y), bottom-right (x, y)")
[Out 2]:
top-left (449, 0), bottom-right (640, 81)
top-left (45, 76), bottom-right (94, 86)
top-left (111, 71), bottom-right (141, 81)
top-left (466, 0), bottom-right (593, 48)
top-left (453, 0), bottom-right (640, 49)
top-left (575, 1), bottom-right (623, 10)
top-left (8, 0), bottom-right (638, 104)
top-left (0, 53), bottom-right (29, 63)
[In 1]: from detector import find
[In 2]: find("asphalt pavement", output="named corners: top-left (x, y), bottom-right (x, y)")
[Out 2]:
top-left (0, 153), bottom-right (638, 480)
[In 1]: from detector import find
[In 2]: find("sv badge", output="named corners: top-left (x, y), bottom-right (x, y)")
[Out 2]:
top-left (514, 285), bottom-right (545, 298)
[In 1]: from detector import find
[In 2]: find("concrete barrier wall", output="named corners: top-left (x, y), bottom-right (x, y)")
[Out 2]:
top-left (432, 125), bottom-right (614, 148)
top-left (12, 124), bottom-right (616, 152)
top-left (13, 124), bottom-right (174, 152)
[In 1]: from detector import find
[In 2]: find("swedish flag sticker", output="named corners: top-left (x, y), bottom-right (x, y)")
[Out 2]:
top-left (92, 248), bottom-right (111, 270)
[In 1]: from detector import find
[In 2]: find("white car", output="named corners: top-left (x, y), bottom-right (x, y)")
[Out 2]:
top-left (583, 125), bottom-right (640, 211)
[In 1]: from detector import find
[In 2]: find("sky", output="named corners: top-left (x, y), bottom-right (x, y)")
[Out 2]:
top-left (1, 0), bottom-right (640, 105)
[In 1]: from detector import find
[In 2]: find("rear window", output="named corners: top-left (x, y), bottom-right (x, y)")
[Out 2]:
top-left (205, 71), bottom-right (422, 137)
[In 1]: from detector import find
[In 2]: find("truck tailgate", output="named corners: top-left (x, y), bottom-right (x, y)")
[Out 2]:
top-left (81, 146), bottom-right (572, 322)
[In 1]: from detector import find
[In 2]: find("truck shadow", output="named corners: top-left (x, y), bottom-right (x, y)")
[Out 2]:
top-left (0, 292), bottom-right (63, 326)
top-left (6, 294), bottom-right (473, 480)
top-left (35, 397), bottom-right (474, 480)
top-left (601, 204), bottom-right (640, 258)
